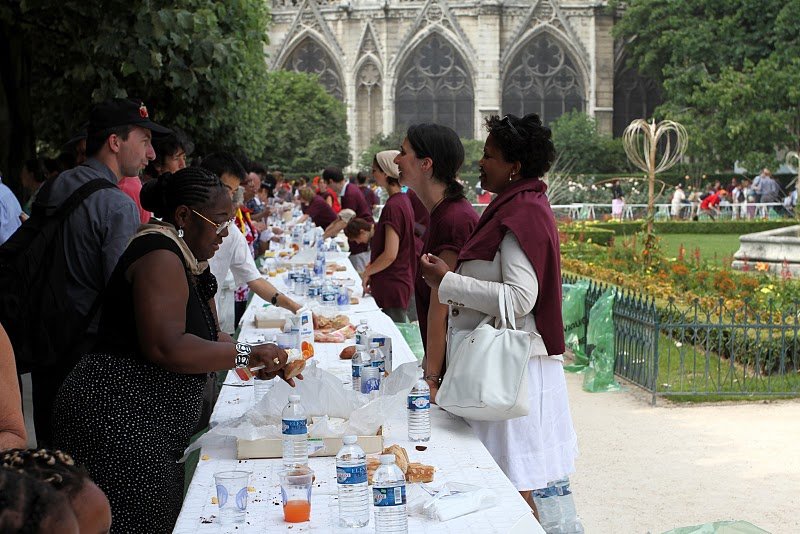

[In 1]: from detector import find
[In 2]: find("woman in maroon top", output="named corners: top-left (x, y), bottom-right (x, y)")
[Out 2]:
top-left (298, 187), bottom-right (337, 229)
top-left (394, 124), bottom-right (478, 386)
top-left (356, 150), bottom-right (417, 322)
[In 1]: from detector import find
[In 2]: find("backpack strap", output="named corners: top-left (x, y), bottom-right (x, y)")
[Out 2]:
top-left (32, 177), bottom-right (117, 219)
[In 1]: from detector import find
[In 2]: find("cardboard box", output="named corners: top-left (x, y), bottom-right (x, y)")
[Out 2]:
top-left (237, 427), bottom-right (384, 460)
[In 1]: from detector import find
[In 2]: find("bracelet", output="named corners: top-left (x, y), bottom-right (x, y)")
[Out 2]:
top-left (424, 374), bottom-right (442, 385)
top-left (235, 342), bottom-right (252, 367)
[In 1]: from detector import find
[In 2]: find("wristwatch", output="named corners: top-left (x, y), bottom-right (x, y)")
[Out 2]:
top-left (271, 292), bottom-right (281, 305)
top-left (235, 342), bottom-right (252, 367)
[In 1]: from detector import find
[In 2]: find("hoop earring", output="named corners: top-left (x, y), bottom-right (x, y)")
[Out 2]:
top-left (508, 172), bottom-right (515, 182)
top-left (178, 227), bottom-right (184, 238)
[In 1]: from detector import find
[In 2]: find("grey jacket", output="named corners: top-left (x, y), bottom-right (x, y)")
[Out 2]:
top-left (38, 158), bottom-right (140, 331)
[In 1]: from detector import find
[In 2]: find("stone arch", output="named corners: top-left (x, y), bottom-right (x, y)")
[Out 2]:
top-left (501, 28), bottom-right (588, 124)
top-left (280, 34), bottom-right (345, 101)
top-left (354, 57), bottom-right (383, 153)
top-left (393, 31), bottom-right (475, 138)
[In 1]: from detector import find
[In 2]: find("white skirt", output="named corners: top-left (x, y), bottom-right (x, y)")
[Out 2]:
top-left (466, 357), bottom-right (578, 491)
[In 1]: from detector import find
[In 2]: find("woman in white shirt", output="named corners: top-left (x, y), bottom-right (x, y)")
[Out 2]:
top-left (420, 113), bottom-right (578, 513)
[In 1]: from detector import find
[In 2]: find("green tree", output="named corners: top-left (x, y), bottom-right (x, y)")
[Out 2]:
top-left (550, 111), bottom-right (627, 173)
top-left (358, 131), bottom-right (406, 169)
top-left (0, 1), bottom-right (346, 187)
top-left (261, 70), bottom-right (349, 172)
top-left (612, 0), bottom-right (800, 170)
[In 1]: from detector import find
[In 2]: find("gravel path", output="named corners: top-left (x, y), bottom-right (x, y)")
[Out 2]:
top-left (566, 372), bottom-right (800, 534)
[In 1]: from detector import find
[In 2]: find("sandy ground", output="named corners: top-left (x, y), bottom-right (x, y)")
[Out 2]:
top-left (566, 372), bottom-right (800, 534)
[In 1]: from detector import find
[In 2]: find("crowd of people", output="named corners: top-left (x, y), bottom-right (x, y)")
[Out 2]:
top-left (0, 99), bottom-right (576, 532)
top-left (669, 169), bottom-right (797, 220)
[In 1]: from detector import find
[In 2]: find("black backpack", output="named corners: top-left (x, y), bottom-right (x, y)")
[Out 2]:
top-left (0, 178), bottom-right (115, 373)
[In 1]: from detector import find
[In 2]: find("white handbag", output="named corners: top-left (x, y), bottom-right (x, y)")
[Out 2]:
top-left (436, 287), bottom-right (533, 421)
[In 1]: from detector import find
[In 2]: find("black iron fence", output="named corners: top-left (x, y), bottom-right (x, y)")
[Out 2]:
top-left (562, 274), bottom-right (800, 403)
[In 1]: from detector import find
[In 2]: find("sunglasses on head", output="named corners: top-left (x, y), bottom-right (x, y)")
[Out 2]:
top-left (191, 209), bottom-right (234, 235)
top-left (500, 115), bottom-right (522, 138)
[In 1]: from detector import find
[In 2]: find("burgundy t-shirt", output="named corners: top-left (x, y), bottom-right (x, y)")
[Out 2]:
top-left (369, 193), bottom-right (416, 309)
top-left (360, 185), bottom-right (380, 207)
top-left (341, 183), bottom-right (373, 255)
top-left (405, 189), bottom-right (429, 260)
top-left (304, 195), bottom-right (337, 229)
top-left (416, 197), bottom-right (479, 352)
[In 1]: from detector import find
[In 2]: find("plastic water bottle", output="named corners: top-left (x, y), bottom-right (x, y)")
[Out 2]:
top-left (361, 353), bottom-right (381, 394)
top-left (355, 319), bottom-right (371, 347)
top-left (351, 345), bottom-right (366, 392)
top-left (336, 284), bottom-right (350, 309)
top-left (372, 454), bottom-right (407, 533)
top-left (321, 280), bottom-right (337, 307)
top-left (368, 342), bottom-right (385, 374)
top-left (407, 372), bottom-right (431, 442)
top-left (532, 478), bottom-right (584, 534)
top-left (281, 395), bottom-right (308, 468)
top-left (336, 435), bottom-right (370, 528)
top-left (314, 241), bottom-right (326, 277)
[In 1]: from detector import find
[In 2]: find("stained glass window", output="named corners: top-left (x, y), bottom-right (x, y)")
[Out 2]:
top-left (502, 34), bottom-right (585, 124)
top-left (284, 38), bottom-right (344, 101)
top-left (395, 34), bottom-right (474, 138)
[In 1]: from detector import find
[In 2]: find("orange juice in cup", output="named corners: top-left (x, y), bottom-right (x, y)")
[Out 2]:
top-left (283, 500), bottom-right (311, 522)
top-left (279, 467), bottom-right (313, 523)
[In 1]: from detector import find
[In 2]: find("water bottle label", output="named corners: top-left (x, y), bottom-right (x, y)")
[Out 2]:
top-left (352, 364), bottom-right (361, 378)
top-left (361, 377), bottom-right (380, 394)
top-left (322, 292), bottom-right (336, 303)
top-left (307, 286), bottom-right (320, 298)
top-left (408, 394), bottom-right (430, 411)
top-left (371, 360), bottom-right (385, 373)
top-left (532, 486), bottom-right (559, 499)
top-left (281, 418), bottom-right (307, 435)
top-left (373, 485), bottom-right (406, 507)
top-left (336, 464), bottom-right (367, 485)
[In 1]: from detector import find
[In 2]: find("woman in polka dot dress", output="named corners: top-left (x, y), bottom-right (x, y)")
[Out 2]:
top-left (53, 168), bottom-right (297, 533)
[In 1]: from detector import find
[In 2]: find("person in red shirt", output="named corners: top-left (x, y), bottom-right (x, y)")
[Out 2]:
top-left (355, 150), bottom-right (417, 322)
top-left (393, 124), bottom-right (479, 386)
top-left (700, 189), bottom-right (726, 219)
top-left (323, 167), bottom-right (373, 272)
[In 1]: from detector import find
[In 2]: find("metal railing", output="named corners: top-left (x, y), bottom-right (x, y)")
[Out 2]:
top-left (563, 274), bottom-right (800, 403)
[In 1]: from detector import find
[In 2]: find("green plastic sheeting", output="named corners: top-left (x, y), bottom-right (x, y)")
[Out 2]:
top-left (395, 322), bottom-right (424, 362)
top-left (583, 288), bottom-right (621, 393)
top-left (562, 281), bottom-right (590, 373)
top-left (661, 520), bottom-right (771, 534)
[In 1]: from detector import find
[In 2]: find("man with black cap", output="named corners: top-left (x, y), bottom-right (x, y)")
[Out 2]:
top-left (29, 97), bottom-right (170, 446)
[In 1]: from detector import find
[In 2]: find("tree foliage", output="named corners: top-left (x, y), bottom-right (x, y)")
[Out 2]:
top-left (0, 0), bottom-right (351, 178)
top-left (613, 0), bottom-right (800, 170)
top-left (357, 131), bottom-right (482, 176)
top-left (550, 111), bottom-right (627, 174)
top-left (261, 70), bottom-right (350, 172)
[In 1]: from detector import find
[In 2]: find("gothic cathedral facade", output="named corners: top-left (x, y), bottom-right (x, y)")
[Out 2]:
top-left (266, 0), bottom-right (660, 166)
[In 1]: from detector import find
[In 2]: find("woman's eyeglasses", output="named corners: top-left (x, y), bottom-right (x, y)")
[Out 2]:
top-left (501, 115), bottom-right (521, 138)
top-left (191, 209), bottom-right (234, 235)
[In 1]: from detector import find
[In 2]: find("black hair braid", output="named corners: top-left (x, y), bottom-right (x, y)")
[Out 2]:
top-left (0, 467), bottom-right (72, 533)
top-left (140, 166), bottom-right (224, 220)
top-left (0, 449), bottom-right (89, 499)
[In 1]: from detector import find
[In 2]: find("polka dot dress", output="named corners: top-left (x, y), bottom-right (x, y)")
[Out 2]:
top-left (53, 235), bottom-right (219, 534)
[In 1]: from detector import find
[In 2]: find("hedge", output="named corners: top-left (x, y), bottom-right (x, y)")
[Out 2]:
top-left (560, 227), bottom-right (615, 246)
top-left (587, 220), bottom-right (797, 236)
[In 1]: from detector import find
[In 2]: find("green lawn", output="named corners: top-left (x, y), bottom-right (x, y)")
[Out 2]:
top-left (657, 234), bottom-right (742, 266)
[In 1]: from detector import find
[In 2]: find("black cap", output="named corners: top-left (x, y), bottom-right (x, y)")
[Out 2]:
top-left (87, 98), bottom-right (171, 136)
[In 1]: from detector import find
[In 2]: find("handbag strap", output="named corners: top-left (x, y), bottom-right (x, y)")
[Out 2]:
top-left (473, 286), bottom-right (517, 331)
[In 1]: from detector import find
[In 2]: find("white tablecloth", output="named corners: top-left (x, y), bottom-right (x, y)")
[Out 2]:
top-left (174, 251), bottom-right (542, 534)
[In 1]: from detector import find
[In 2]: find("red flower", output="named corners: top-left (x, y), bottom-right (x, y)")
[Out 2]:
top-left (139, 104), bottom-right (148, 118)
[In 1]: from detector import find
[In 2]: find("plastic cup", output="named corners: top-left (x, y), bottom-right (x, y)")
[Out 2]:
top-left (279, 466), bottom-right (313, 523)
top-left (214, 470), bottom-right (251, 525)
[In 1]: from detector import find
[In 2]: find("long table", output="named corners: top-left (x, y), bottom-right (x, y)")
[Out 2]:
top-left (174, 252), bottom-right (543, 533)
